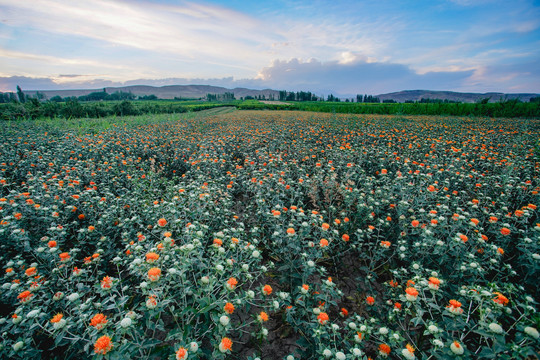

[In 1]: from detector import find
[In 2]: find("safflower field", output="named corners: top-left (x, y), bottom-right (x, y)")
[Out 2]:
top-left (0, 109), bottom-right (538, 359)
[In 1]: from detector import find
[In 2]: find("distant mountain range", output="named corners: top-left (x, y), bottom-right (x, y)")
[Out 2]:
top-left (23, 85), bottom-right (280, 100)
top-left (376, 90), bottom-right (538, 103)
top-left (22, 85), bottom-right (539, 103)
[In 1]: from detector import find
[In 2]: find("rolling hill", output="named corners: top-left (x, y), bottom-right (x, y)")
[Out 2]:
top-left (22, 85), bottom-right (539, 103)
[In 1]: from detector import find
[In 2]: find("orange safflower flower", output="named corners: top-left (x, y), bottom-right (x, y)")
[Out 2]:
top-left (176, 347), bottom-right (188, 360)
top-left (224, 302), bottom-right (235, 314)
top-left (219, 337), bottom-right (233, 353)
top-left (226, 277), bottom-right (238, 290)
top-left (317, 312), bottom-right (329, 325)
top-left (405, 287), bottom-right (419, 301)
top-left (17, 290), bottom-right (33, 303)
top-left (493, 292), bottom-right (509, 306)
top-left (320, 238), bottom-right (329, 247)
top-left (59, 252), bottom-right (70, 261)
top-left (101, 276), bottom-right (112, 289)
top-left (148, 268), bottom-right (161, 282)
top-left (258, 311), bottom-right (269, 322)
top-left (366, 296), bottom-right (375, 305)
top-left (262, 284), bottom-right (272, 295)
top-left (447, 299), bottom-right (463, 314)
top-left (428, 277), bottom-right (441, 290)
top-left (90, 313), bottom-right (108, 330)
top-left (50, 313), bottom-right (63, 323)
top-left (411, 220), bottom-right (419, 227)
top-left (500, 227), bottom-right (511, 236)
top-left (146, 252), bottom-right (159, 263)
top-left (405, 344), bottom-right (415, 355)
top-left (25, 267), bottom-right (37, 276)
top-left (379, 343), bottom-right (391, 356)
top-left (94, 335), bottom-right (113, 355)
top-left (157, 218), bottom-right (167, 227)
top-left (286, 228), bottom-right (295, 235)
top-left (342, 234), bottom-right (350, 242)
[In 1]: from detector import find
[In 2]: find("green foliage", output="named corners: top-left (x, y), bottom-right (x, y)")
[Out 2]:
top-left (2, 96), bottom-right (540, 121)
top-left (16, 86), bottom-right (26, 103)
top-left (206, 92), bottom-right (235, 101)
top-left (0, 111), bottom-right (538, 359)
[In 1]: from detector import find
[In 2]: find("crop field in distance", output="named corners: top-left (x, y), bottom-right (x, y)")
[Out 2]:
top-left (0, 109), bottom-right (539, 359)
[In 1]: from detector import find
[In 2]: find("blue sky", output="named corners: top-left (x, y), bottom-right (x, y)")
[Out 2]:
top-left (1, 0), bottom-right (539, 95)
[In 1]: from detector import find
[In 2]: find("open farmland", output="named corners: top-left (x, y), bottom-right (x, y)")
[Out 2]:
top-left (0, 110), bottom-right (539, 359)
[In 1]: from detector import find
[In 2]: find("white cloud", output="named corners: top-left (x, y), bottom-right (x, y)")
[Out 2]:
top-left (255, 57), bottom-right (474, 95)
top-left (0, 0), bottom-right (275, 70)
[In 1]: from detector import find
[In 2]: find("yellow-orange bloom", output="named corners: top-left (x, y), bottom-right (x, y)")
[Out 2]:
top-left (428, 277), bottom-right (441, 290)
top-left (366, 296), bottom-right (375, 305)
top-left (405, 287), bottom-right (418, 301)
top-left (51, 313), bottom-right (63, 323)
top-left (148, 267), bottom-right (162, 281)
top-left (258, 311), bottom-right (269, 322)
top-left (101, 276), bottom-right (113, 289)
top-left (493, 292), bottom-right (509, 306)
top-left (224, 302), bottom-right (235, 314)
top-left (447, 299), bottom-right (464, 314)
top-left (90, 313), bottom-right (108, 330)
top-left (379, 343), bottom-right (391, 356)
top-left (176, 347), bottom-right (188, 360)
top-left (262, 284), bottom-right (272, 295)
top-left (17, 290), bottom-right (33, 303)
top-left (317, 312), bottom-right (329, 325)
top-left (219, 337), bottom-right (233, 353)
top-left (94, 335), bottom-right (113, 355)
top-left (146, 252), bottom-right (159, 263)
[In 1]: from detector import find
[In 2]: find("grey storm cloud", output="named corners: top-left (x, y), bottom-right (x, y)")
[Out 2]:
top-left (0, 76), bottom-right (123, 91)
top-left (2, 57), bottom-right (476, 96)
top-left (256, 58), bottom-right (474, 95)
top-left (0, 76), bottom-right (60, 91)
